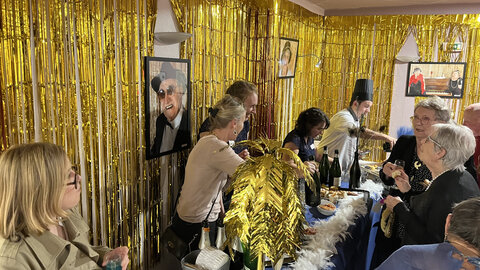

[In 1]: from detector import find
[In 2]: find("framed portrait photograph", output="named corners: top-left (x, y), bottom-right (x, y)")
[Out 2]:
top-left (405, 62), bottom-right (466, 99)
top-left (278, 38), bottom-right (299, 79)
top-left (144, 57), bottom-right (191, 160)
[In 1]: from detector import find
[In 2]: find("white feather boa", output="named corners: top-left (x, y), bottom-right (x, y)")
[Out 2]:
top-left (293, 180), bottom-right (384, 269)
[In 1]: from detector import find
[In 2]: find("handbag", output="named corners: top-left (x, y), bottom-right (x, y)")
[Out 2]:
top-left (380, 208), bottom-right (395, 238)
top-left (161, 187), bottom-right (222, 260)
top-left (161, 225), bottom-right (188, 260)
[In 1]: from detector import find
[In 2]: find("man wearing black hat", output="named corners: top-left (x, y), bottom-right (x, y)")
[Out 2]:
top-left (150, 62), bottom-right (191, 156)
top-left (318, 79), bottom-right (396, 175)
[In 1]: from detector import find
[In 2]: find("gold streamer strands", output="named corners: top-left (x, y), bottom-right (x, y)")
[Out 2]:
top-left (3, 0), bottom-right (480, 267)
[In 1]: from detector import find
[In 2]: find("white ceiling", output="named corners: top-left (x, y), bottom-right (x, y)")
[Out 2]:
top-left (289, 0), bottom-right (480, 16)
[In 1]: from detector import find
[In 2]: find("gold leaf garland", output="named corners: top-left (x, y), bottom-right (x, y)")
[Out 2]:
top-left (224, 138), bottom-right (314, 266)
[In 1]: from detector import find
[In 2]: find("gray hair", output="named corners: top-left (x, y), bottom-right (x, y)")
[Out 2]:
top-left (431, 123), bottom-right (475, 171)
top-left (208, 95), bottom-right (246, 130)
top-left (449, 197), bottom-right (480, 250)
top-left (415, 96), bottom-right (451, 123)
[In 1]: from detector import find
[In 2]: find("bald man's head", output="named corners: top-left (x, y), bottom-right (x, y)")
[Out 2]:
top-left (464, 103), bottom-right (480, 136)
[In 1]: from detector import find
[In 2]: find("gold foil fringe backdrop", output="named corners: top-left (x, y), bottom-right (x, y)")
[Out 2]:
top-left (0, 0), bottom-right (157, 268)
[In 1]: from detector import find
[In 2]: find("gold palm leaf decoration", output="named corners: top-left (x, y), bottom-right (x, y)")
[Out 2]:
top-left (224, 138), bottom-right (314, 267)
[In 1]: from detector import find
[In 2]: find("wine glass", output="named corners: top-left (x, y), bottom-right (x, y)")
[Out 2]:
top-left (394, 159), bottom-right (405, 170)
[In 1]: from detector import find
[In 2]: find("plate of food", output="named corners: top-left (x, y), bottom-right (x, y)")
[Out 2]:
top-left (317, 199), bottom-right (336, 216)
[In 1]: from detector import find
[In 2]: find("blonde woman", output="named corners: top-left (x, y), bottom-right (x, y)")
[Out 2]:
top-left (0, 143), bottom-right (129, 269)
top-left (173, 95), bottom-right (247, 252)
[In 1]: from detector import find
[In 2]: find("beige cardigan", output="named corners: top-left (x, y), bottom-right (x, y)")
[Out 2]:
top-left (0, 208), bottom-right (111, 269)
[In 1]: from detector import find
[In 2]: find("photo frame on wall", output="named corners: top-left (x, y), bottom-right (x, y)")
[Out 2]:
top-left (278, 38), bottom-right (299, 79)
top-left (405, 62), bottom-right (466, 99)
top-left (144, 57), bottom-right (191, 160)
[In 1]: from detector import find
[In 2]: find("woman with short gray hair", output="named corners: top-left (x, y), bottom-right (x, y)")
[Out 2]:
top-left (433, 123), bottom-right (476, 171)
top-left (385, 123), bottom-right (480, 246)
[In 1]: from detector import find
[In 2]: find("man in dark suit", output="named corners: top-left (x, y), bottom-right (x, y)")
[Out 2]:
top-left (150, 62), bottom-right (191, 156)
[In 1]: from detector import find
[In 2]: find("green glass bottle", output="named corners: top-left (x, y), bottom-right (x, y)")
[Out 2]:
top-left (349, 151), bottom-right (361, 189)
top-left (329, 150), bottom-right (341, 187)
top-left (319, 146), bottom-right (330, 186)
top-left (242, 242), bottom-right (258, 270)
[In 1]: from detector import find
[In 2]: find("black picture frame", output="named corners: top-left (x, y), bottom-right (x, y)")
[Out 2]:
top-left (144, 57), bottom-right (191, 160)
top-left (405, 62), bottom-right (467, 99)
top-left (278, 37), bottom-right (299, 79)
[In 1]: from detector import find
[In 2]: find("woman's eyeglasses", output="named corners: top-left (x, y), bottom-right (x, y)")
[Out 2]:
top-left (67, 166), bottom-right (79, 189)
top-left (410, 115), bottom-right (434, 125)
top-left (427, 135), bottom-right (444, 149)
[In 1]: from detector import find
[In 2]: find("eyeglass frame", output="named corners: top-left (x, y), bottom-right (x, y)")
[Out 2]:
top-left (410, 115), bottom-right (436, 125)
top-left (66, 166), bottom-right (79, 189)
top-left (426, 135), bottom-right (444, 150)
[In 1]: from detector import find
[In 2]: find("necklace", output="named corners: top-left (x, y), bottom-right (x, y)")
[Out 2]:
top-left (450, 80), bottom-right (459, 88)
top-left (432, 169), bottom-right (449, 181)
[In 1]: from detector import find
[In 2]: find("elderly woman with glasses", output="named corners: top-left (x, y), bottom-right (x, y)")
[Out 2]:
top-left (0, 143), bottom-right (129, 269)
top-left (372, 97), bottom-right (458, 267)
top-left (385, 123), bottom-right (480, 247)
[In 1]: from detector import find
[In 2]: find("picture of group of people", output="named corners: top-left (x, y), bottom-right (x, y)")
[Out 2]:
top-left (406, 62), bottom-right (466, 98)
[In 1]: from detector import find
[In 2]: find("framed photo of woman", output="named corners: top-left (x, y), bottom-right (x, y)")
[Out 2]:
top-left (278, 38), bottom-right (299, 79)
top-left (144, 57), bottom-right (192, 160)
top-left (405, 62), bottom-right (466, 99)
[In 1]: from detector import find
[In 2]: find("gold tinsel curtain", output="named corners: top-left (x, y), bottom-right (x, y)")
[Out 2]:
top-left (170, 0), bottom-right (324, 140)
top-left (409, 15), bottom-right (480, 122)
top-left (320, 16), bottom-right (409, 161)
top-left (0, 0), bottom-right (157, 268)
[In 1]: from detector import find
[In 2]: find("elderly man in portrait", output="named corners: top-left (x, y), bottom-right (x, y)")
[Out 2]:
top-left (150, 62), bottom-right (191, 156)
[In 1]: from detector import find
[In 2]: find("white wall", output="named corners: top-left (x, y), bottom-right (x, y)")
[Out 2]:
top-left (388, 33), bottom-right (418, 138)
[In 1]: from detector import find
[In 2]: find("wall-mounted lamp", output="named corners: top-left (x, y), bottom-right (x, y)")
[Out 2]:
top-left (154, 32), bottom-right (192, 46)
top-left (395, 55), bottom-right (420, 63)
top-left (298, 54), bottom-right (322, 68)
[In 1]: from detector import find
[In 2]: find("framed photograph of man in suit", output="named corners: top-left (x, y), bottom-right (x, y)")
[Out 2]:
top-left (144, 57), bottom-right (191, 159)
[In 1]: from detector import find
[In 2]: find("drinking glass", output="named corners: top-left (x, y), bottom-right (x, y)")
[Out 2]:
top-left (394, 159), bottom-right (405, 170)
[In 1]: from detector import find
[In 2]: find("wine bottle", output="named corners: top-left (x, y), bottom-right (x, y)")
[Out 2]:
top-left (305, 156), bottom-right (320, 207)
top-left (215, 218), bottom-right (226, 249)
top-left (329, 150), bottom-right (341, 187)
top-left (319, 146), bottom-right (330, 186)
top-left (349, 151), bottom-right (361, 189)
top-left (230, 236), bottom-right (245, 270)
top-left (242, 242), bottom-right (258, 270)
top-left (198, 221), bottom-right (211, 249)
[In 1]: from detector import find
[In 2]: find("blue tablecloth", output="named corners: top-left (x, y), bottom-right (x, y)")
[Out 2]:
top-left (267, 181), bottom-right (381, 270)
top-left (305, 200), bottom-right (373, 270)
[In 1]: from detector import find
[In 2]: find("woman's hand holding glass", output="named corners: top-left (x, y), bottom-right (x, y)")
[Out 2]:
top-left (102, 246), bottom-right (130, 270)
top-left (382, 162), bottom-right (397, 178)
top-left (393, 170), bottom-right (411, 193)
